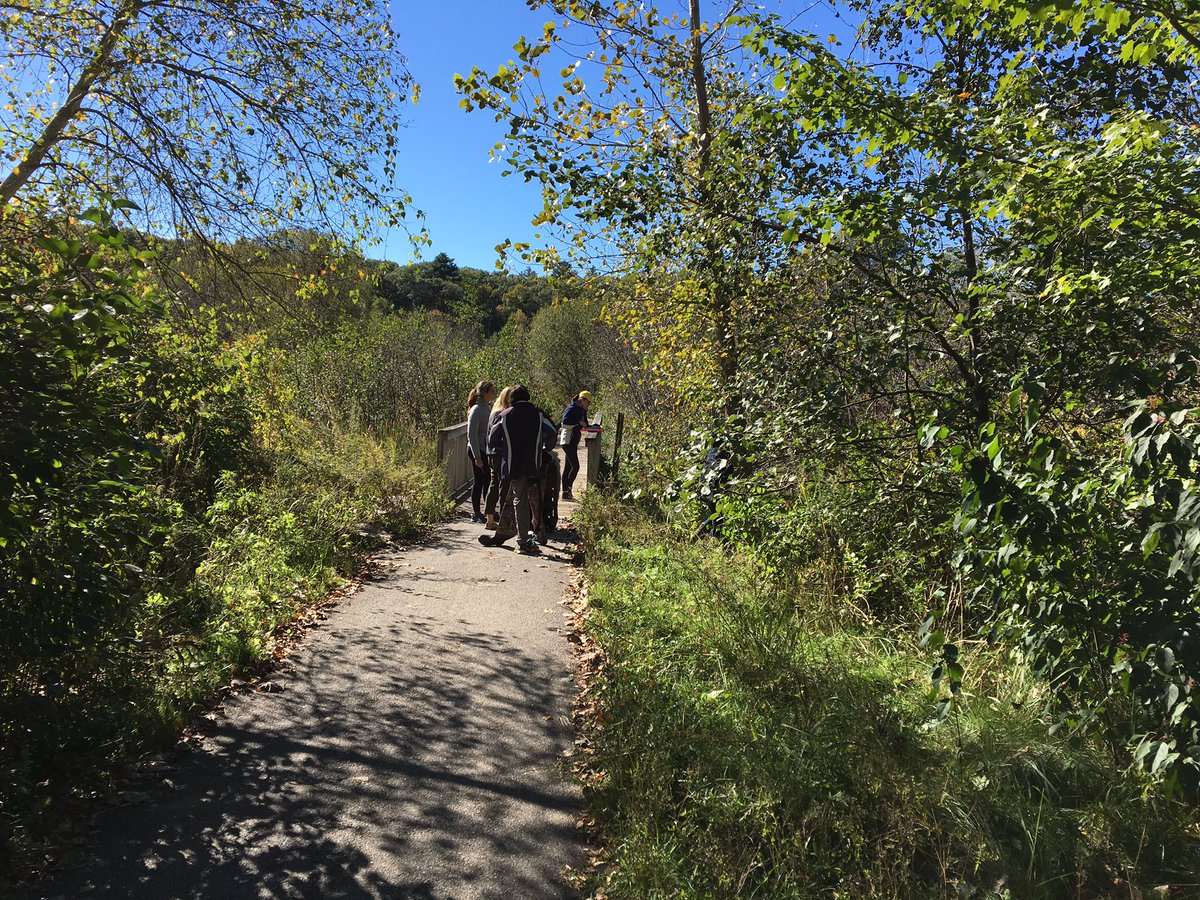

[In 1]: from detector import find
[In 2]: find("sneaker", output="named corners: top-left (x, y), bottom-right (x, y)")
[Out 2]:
top-left (485, 517), bottom-right (497, 531)
top-left (477, 534), bottom-right (494, 547)
top-left (519, 537), bottom-right (540, 554)
top-left (562, 490), bottom-right (574, 501)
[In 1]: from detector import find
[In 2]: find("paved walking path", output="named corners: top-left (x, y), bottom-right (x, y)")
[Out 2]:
top-left (36, 504), bottom-right (585, 899)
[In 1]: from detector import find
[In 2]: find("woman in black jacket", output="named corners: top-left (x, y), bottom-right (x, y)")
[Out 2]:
top-left (559, 390), bottom-right (591, 500)
top-left (483, 385), bottom-right (514, 529)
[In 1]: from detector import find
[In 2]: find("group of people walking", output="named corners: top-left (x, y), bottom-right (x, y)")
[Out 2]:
top-left (464, 380), bottom-right (593, 554)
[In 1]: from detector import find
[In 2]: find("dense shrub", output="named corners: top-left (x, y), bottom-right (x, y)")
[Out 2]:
top-left (526, 299), bottom-right (602, 412)
top-left (286, 310), bottom-right (474, 433)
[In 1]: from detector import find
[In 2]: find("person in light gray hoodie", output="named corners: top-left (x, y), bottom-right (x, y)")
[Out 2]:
top-left (466, 380), bottom-right (496, 523)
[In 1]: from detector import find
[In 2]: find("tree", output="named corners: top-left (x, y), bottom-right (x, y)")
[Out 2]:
top-left (527, 299), bottom-right (599, 411)
top-left (426, 252), bottom-right (460, 283)
top-left (164, 230), bottom-right (387, 338)
top-left (0, 0), bottom-right (412, 245)
top-left (455, 0), bottom-right (800, 406)
top-left (735, 0), bottom-right (1200, 784)
top-left (459, 267), bottom-right (508, 333)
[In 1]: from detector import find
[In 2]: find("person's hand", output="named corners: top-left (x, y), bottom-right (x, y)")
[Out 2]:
top-left (474, 457), bottom-right (483, 469)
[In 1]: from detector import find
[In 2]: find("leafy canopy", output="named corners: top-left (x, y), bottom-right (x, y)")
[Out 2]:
top-left (0, 0), bottom-right (413, 244)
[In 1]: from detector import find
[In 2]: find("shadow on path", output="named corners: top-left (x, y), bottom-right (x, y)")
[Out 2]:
top-left (33, 519), bottom-right (583, 900)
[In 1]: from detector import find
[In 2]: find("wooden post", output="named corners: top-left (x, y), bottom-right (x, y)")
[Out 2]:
top-left (611, 412), bottom-right (625, 487)
top-left (583, 411), bottom-right (603, 491)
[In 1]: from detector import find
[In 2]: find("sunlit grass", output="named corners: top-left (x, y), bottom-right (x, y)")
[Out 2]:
top-left (574, 496), bottom-right (1200, 898)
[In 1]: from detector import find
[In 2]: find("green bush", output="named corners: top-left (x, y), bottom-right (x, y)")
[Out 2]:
top-left (526, 299), bottom-right (601, 412)
top-left (471, 312), bottom-right (531, 396)
top-left (1, 213), bottom-right (169, 854)
top-left (286, 310), bottom-right (474, 434)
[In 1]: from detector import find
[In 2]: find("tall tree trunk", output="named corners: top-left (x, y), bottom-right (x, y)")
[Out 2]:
top-left (689, 0), bottom-right (712, 173)
top-left (689, 0), bottom-right (736, 392)
top-left (955, 41), bottom-right (989, 431)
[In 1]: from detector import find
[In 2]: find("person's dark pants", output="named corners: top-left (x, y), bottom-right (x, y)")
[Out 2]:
top-left (470, 452), bottom-right (490, 518)
top-left (562, 443), bottom-right (580, 496)
top-left (491, 476), bottom-right (542, 546)
top-left (484, 455), bottom-right (503, 517)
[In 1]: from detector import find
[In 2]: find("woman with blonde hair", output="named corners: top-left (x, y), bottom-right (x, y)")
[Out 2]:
top-left (483, 385), bottom-right (515, 529)
top-left (466, 380), bottom-right (496, 523)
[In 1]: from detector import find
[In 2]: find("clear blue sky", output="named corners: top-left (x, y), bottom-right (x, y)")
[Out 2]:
top-left (381, 2), bottom-right (854, 271)
top-left (381, 1), bottom-right (554, 270)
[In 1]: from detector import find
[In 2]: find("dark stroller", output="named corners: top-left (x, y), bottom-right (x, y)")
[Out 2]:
top-left (538, 451), bottom-right (561, 537)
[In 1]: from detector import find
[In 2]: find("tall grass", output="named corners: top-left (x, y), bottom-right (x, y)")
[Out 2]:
top-left (573, 496), bottom-right (1200, 898)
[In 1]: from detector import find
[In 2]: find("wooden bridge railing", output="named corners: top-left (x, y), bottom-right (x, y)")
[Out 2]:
top-left (437, 421), bottom-right (473, 498)
top-left (440, 409), bottom-right (619, 499)
top-left (583, 411), bottom-right (603, 489)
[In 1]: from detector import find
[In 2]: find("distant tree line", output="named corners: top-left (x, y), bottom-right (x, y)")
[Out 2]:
top-left (373, 251), bottom-right (580, 337)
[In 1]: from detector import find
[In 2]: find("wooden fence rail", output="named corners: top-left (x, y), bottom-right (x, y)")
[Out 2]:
top-left (436, 421), bottom-right (472, 498)
top-left (440, 410), bottom-right (609, 499)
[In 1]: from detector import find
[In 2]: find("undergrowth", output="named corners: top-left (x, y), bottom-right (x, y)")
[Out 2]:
top-left (573, 495), bottom-right (1200, 899)
top-left (1, 271), bottom-right (453, 885)
top-left (1, 423), bottom-right (450, 885)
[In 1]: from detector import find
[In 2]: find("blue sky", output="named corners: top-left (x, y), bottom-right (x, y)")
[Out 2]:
top-left (381, 2), bottom-right (853, 271)
top-left (381, 1), bottom-right (554, 270)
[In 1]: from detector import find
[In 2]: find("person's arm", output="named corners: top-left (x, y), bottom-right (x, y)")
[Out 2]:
top-left (487, 416), bottom-right (505, 456)
top-left (467, 405), bottom-right (487, 465)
